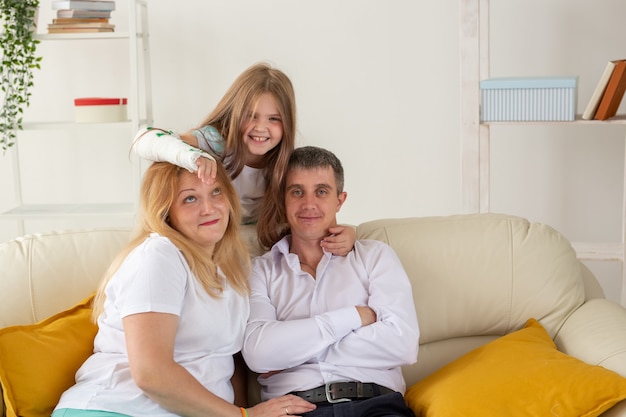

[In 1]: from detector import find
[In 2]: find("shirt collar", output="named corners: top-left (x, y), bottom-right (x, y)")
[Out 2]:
top-left (271, 235), bottom-right (333, 271)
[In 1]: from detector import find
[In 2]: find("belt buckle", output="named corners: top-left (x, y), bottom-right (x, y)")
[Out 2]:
top-left (325, 382), bottom-right (352, 403)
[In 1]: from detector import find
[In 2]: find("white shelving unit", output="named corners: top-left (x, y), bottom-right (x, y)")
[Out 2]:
top-left (3, 0), bottom-right (152, 235)
top-left (460, 0), bottom-right (626, 306)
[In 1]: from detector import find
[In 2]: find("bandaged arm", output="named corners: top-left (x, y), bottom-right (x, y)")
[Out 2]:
top-left (132, 127), bottom-right (215, 173)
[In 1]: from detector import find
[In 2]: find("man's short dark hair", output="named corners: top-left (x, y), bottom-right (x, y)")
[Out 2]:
top-left (287, 146), bottom-right (344, 193)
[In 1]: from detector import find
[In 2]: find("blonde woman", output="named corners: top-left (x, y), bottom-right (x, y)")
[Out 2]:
top-left (53, 161), bottom-right (315, 417)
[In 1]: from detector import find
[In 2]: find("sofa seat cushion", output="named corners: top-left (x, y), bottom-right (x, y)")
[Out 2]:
top-left (404, 318), bottom-right (626, 417)
top-left (0, 295), bottom-right (97, 417)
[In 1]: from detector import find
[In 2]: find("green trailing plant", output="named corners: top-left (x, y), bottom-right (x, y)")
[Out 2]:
top-left (0, 0), bottom-right (41, 153)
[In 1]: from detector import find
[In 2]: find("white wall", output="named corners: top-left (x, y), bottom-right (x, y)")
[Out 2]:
top-left (1, 0), bottom-right (625, 303)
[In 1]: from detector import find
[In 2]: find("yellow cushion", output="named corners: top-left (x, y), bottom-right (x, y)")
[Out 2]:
top-left (0, 294), bottom-right (97, 417)
top-left (405, 318), bottom-right (626, 417)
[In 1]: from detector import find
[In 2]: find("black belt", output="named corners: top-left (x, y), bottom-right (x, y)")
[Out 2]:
top-left (291, 382), bottom-right (395, 404)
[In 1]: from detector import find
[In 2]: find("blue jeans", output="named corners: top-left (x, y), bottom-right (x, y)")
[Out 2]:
top-left (303, 393), bottom-right (415, 417)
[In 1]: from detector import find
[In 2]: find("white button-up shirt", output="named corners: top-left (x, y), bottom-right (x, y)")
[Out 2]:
top-left (243, 236), bottom-right (420, 400)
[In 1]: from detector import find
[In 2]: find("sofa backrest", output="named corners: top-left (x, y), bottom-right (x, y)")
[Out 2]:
top-left (357, 213), bottom-right (590, 384)
top-left (358, 213), bottom-right (587, 339)
top-left (0, 225), bottom-right (263, 329)
top-left (0, 228), bottom-right (132, 329)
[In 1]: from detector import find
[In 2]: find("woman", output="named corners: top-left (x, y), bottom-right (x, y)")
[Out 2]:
top-left (53, 161), bottom-right (315, 417)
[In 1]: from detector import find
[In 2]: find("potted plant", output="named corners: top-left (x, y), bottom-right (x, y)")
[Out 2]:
top-left (0, 0), bottom-right (41, 153)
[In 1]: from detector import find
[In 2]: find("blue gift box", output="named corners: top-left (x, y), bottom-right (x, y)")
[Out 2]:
top-left (480, 77), bottom-right (577, 122)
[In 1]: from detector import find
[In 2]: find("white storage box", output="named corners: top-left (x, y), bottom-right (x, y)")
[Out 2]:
top-left (74, 97), bottom-right (127, 123)
top-left (480, 77), bottom-right (577, 122)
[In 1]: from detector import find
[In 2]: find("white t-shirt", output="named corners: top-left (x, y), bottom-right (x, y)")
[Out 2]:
top-left (54, 234), bottom-right (249, 417)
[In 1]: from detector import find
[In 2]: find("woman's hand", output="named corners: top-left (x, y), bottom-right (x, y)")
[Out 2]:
top-left (247, 394), bottom-right (316, 417)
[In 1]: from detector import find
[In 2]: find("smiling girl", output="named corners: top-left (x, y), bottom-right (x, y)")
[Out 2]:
top-left (133, 62), bottom-right (354, 254)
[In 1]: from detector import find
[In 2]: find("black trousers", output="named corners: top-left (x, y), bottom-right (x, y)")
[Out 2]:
top-left (302, 393), bottom-right (415, 417)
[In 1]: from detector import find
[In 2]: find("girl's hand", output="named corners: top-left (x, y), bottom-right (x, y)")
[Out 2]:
top-left (247, 394), bottom-right (316, 417)
top-left (320, 225), bottom-right (356, 256)
top-left (196, 157), bottom-right (218, 184)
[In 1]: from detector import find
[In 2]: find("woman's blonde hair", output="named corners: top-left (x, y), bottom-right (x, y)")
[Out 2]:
top-left (92, 161), bottom-right (250, 320)
top-left (195, 62), bottom-right (296, 250)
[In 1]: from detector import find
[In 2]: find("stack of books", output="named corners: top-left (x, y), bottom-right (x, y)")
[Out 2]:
top-left (48, 0), bottom-right (116, 34)
top-left (582, 59), bottom-right (626, 120)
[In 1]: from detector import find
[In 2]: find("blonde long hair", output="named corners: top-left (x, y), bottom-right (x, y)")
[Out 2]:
top-left (195, 62), bottom-right (296, 250)
top-left (92, 161), bottom-right (250, 320)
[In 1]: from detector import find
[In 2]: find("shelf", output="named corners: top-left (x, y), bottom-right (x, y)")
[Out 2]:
top-left (2, 204), bottom-right (135, 218)
top-left (481, 115), bottom-right (626, 126)
top-left (21, 119), bottom-right (151, 130)
top-left (3, 0), bottom-right (152, 238)
top-left (35, 33), bottom-right (133, 41)
top-left (461, 0), bottom-right (626, 307)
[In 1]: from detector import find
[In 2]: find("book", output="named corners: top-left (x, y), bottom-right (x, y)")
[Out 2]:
top-left (582, 60), bottom-right (620, 120)
top-left (594, 59), bottom-right (626, 120)
top-left (52, 1), bottom-right (116, 11)
top-left (48, 22), bottom-right (114, 30)
top-left (47, 27), bottom-right (114, 33)
top-left (56, 9), bottom-right (112, 18)
top-left (52, 18), bottom-right (109, 24)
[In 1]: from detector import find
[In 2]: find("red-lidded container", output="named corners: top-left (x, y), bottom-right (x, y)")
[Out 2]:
top-left (74, 97), bottom-right (128, 123)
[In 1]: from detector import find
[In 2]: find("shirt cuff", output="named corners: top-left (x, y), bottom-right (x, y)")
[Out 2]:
top-left (324, 306), bottom-right (363, 339)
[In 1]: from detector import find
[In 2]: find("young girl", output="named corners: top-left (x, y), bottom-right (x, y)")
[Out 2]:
top-left (53, 161), bottom-right (316, 417)
top-left (133, 62), bottom-right (355, 253)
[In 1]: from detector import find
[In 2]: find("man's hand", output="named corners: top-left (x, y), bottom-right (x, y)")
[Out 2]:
top-left (355, 305), bottom-right (376, 326)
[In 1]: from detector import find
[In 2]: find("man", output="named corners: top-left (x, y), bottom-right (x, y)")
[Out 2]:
top-left (242, 146), bottom-right (419, 417)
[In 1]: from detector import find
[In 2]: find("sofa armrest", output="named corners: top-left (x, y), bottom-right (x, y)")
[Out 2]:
top-left (555, 299), bottom-right (626, 377)
top-left (602, 400), bottom-right (626, 417)
top-left (581, 263), bottom-right (606, 300)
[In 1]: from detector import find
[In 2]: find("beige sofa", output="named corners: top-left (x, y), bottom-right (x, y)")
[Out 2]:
top-left (2, 213), bottom-right (626, 416)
